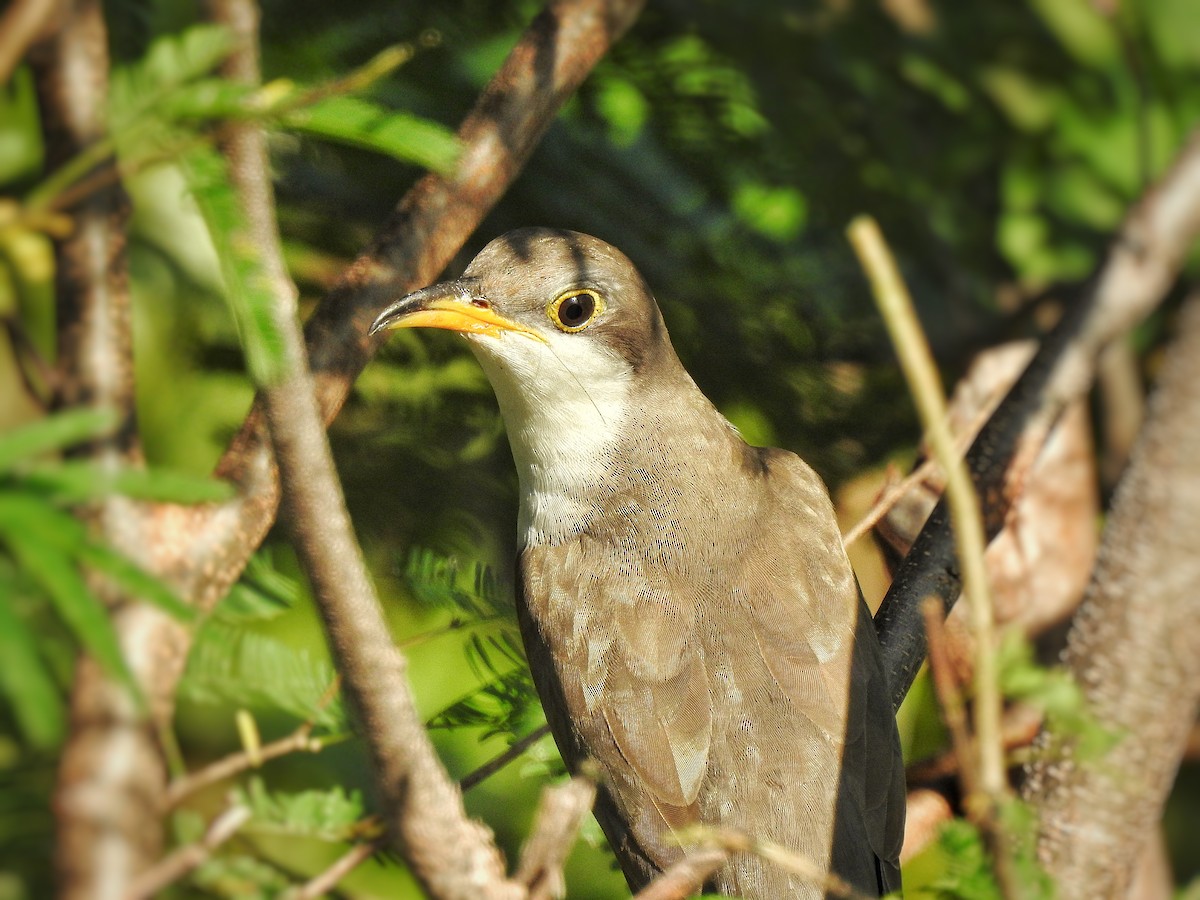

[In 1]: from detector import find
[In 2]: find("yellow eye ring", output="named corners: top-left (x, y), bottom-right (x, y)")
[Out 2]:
top-left (547, 289), bottom-right (604, 333)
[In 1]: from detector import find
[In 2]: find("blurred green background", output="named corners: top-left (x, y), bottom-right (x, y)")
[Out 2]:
top-left (2, 0), bottom-right (1199, 896)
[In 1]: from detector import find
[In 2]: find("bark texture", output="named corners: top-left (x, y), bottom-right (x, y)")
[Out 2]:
top-left (1022, 292), bottom-right (1200, 897)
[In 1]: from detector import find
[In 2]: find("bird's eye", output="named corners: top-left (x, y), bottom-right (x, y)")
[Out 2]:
top-left (548, 289), bottom-right (603, 333)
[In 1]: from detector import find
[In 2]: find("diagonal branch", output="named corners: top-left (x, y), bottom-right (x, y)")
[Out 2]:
top-left (874, 129), bottom-right (1200, 711)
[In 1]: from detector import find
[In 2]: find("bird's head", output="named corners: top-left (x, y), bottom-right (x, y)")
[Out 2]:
top-left (370, 229), bottom-right (683, 442)
top-left (370, 227), bottom-right (672, 378)
top-left (371, 228), bottom-right (688, 542)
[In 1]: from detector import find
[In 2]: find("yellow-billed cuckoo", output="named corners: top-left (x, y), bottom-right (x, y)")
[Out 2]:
top-left (371, 228), bottom-right (904, 897)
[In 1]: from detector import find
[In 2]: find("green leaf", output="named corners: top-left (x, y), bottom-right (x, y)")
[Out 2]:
top-left (179, 146), bottom-right (288, 386)
top-left (181, 620), bottom-right (346, 730)
top-left (216, 552), bottom-right (301, 623)
top-left (0, 498), bottom-right (134, 691)
top-left (427, 667), bottom-right (535, 739)
top-left (0, 408), bottom-right (119, 472)
top-left (109, 24), bottom-right (235, 130)
top-left (0, 594), bottom-right (65, 748)
top-left (281, 96), bottom-right (459, 174)
top-left (21, 460), bottom-right (234, 505)
top-left (235, 776), bottom-right (364, 841)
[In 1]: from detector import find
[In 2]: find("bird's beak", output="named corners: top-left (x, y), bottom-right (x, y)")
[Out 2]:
top-left (369, 281), bottom-right (546, 343)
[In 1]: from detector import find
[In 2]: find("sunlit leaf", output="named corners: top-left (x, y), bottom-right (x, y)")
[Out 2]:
top-left (0, 498), bottom-right (133, 691)
top-left (20, 461), bottom-right (234, 505)
top-left (217, 552), bottom-right (301, 623)
top-left (181, 620), bottom-right (346, 730)
top-left (0, 408), bottom-right (118, 472)
top-left (281, 96), bottom-right (459, 174)
top-left (0, 592), bottom-right (65, 748)
top-left (109, 24), bottom-right (235, 129)
top-left (235, 776), bottom-right (365, 841)
top-left (180, 146), bottom-right (287, 386)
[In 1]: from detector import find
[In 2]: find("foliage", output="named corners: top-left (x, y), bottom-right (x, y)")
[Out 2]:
top-left (0, 409), bottom-right (225, 748)
top-left (2, 0), bottom-right (1199, 898)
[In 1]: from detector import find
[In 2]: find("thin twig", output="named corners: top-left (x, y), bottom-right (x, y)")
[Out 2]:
top-left (922, 599), bottom-right (979, 799)
top-left (514, 773), bottom-right (598, 900)
top-left (460, 724), bottom-right (552, 792)
top-left (673, 826), bottom-right (875, 900)
top-left (208, 0), bottom-right (520, 893)
top-left (906, 702), bottom-right (1043, 786)
top-left (0, 315), bottom-right (57, 406)
top-left (849, 217), bottom-right (1017, 898)
top-left (631, 848), bottom-right (730, 900)
top-left (847, 216), bottom-right (1005, 797)
top-left (125, 804), bottom-right (251, 900)
top-left (166, 723), bottom-right (323, 807)
top-left (842, 403), bottom-right (992, 548)
top-left (284, 837), bottom-right (386, 900)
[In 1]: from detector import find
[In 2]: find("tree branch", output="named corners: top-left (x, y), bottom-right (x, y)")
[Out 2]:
top-left (207, 0), bottom-right (525, 894)
top-left (1022, 288), bottom-right (1200, 897)
top-left (514, 774), bottom-right (597, 900)
top-left (27, 6), bottom-right (180, 899)
top-left (460, 724), bottom-right (552, 793)
top-left (48, 2), bottom-right (645, 896)
top-left (874, 128), bottom-right (1200, 711)
top-left (0, 0), bottom-right (61, 85)
top-left (125, 804), bottom-right (251, 900)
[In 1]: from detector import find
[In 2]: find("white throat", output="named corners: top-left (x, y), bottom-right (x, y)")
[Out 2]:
top-left (467, 332), bottom-right (632, 547)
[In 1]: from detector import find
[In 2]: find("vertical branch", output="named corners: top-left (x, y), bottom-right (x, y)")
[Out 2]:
top-left (206, 1), bottom-right (520, 895)
top-left (1023, 290), bottom-right (1200, 897)
top-left (848, 216), bottom-right (1017, 898)
top-left (28, 5), bottom-right (172, 900)
top-left (846, 217), bottom-right (1005, 797)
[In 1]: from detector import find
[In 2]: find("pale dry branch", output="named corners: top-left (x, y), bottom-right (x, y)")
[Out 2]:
top-left (515, 774), bottom-right (598, 900)
top-left (46, 3), bottom-right (646, 897)
top-left (284, 837), bottom-right (385, 900)
top-left (848, 216), bottom-right (1007, 808)
top-left (0, 0), bottom-right (61, 83)
top-left (631, 848), bottom-right (730, 900)
top-left (673, 826), bottom-right (875, 900)
top-left (208, 0), bottom-right (520, 893)
top-left (125, 804), bottom-right (251, 900)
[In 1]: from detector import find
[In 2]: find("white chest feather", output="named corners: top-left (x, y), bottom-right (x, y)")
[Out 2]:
top-left (467, 331), bottom-right (633, 547)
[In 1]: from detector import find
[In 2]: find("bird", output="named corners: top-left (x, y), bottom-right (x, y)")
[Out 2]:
top-left (371, 228), bottom-right (905, 898)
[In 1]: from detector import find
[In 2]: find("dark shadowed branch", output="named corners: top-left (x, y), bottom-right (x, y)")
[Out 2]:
top-left (460, 723), bottom-right (552, 792)
top-left (1022, 288), bottom-right (1200, 898)
top-left (875, 129), bottom-right (1200, 711)
top-left (0, 0), bottom-right (61, 84)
